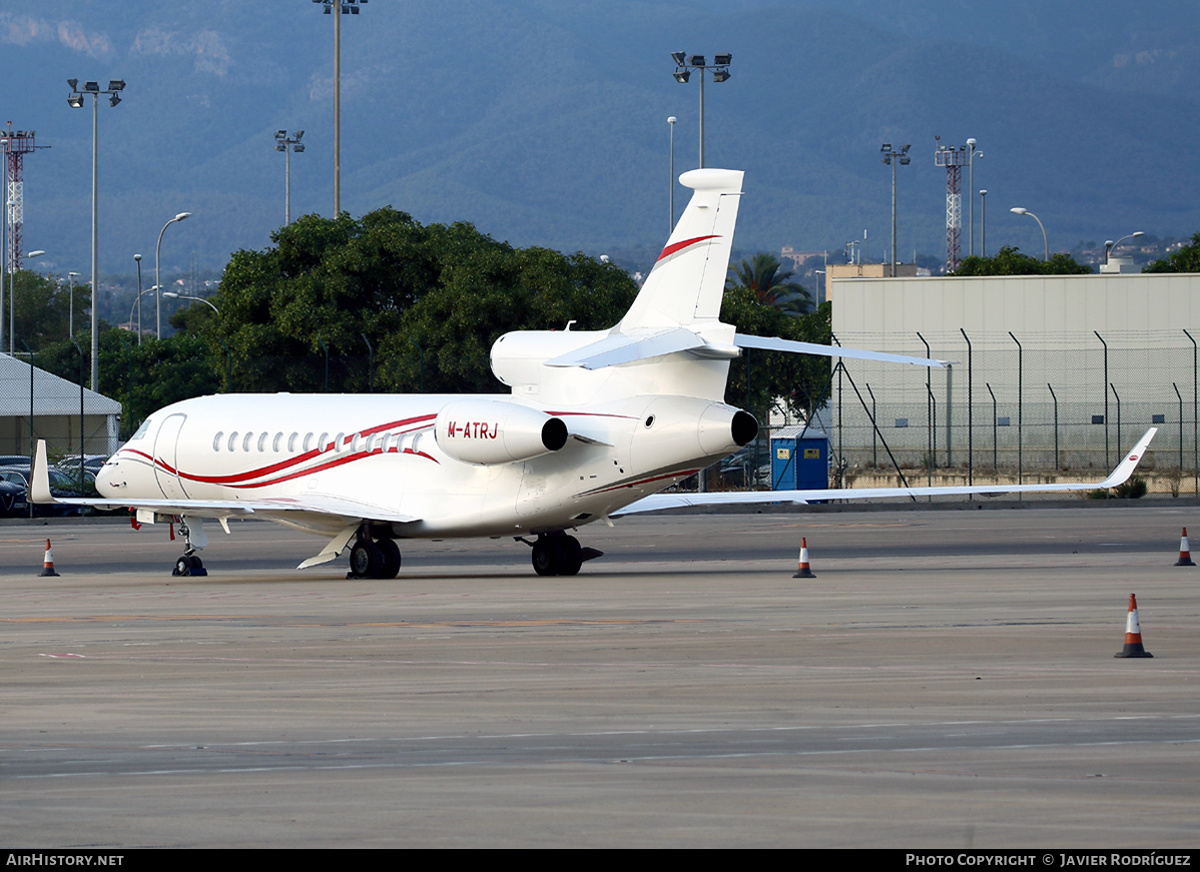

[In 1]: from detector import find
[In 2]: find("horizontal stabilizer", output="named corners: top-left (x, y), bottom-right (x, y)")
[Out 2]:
top-left (735, 334), bottom-right (946, 368)
top-left (543, 328), bottom-right (946, 372)
top-left (545, 328), bottom-right (706, 369)
top-left (616, 428), bottom-right (1157, 514)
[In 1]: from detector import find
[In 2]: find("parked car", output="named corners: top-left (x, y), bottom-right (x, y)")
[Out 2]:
top-left (0, 466), bottom-right (86, 517)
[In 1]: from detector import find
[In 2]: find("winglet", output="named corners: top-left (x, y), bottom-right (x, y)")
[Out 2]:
top-left (1098, 427), bottom-right (1158, 489)
top-left (31, 440), bottom-right (58, 504)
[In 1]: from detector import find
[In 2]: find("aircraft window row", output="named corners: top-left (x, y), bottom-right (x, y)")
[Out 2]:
top-left (209, 429), bottom-right (423, 454)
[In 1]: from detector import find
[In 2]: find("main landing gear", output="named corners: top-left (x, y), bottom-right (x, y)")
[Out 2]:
top-left (522, 531), bottom-right (603, 577)
top-left (347, 530), bottom-right (402, 579)
top-left (171, 519), bottom-right (207, 577)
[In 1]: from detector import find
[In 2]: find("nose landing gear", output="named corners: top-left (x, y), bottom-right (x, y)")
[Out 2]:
top-left (171, 519), bottom-right (207, 577)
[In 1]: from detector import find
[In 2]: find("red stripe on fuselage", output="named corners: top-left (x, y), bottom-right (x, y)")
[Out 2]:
top-left (127, 413), bottom-right (439, 487)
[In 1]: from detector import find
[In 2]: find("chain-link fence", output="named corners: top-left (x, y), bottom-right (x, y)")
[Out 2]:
top-left (828, 328), bottom-right (1199, 489)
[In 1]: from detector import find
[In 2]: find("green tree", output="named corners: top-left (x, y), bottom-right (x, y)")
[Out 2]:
top-left (1144, 232), bottom-right (1200, 273)
top-left (951, 246), bottom-right (1091, 276)
top-left (726, 253), bottom-right (814, 315)
top-left (203, 208), bottom-right (638, 394)
top-left (6, 270), bottom-right (84, 351)
top-left (720, 291), bottom-right (831, 423)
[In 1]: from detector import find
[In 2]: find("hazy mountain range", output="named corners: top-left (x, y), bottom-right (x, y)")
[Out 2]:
top-left (4, 0), bottom-right (1198, 282)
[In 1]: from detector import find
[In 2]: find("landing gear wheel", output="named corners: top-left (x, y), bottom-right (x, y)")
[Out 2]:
top-left (378, 539), bottom-right (402, 579)
top-left (532, 538), bottom-right (558, 576)
top-left (530, 533), bottom-right (584, 577)
top-left (349, 540), bottom-right (382, 579)
top-left (172, 554), bottom-right (204, 577)
top-left (556, 535), bottom-right (583, 577)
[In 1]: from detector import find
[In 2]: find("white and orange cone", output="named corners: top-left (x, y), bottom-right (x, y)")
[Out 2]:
top-left (1175, 527), bottom-right (1195, 566)
top-left (792, 537), bottom-right (816, 578)
top-left (1114, 593), bottom-right (1153, 659)
top-left (39, 539), bottom-right (59, 577)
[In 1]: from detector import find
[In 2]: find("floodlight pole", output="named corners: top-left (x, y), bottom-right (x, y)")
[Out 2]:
top-left (881, 144), bottom-right (911, 272)
top-left (670, 52), bottom-right (732, 168)
top-left (275, 130), bottom-right (305, 225)
top-left (68, 78), bottom-right (125, 390)
top-left (313, 1), bottom-right (368, 217)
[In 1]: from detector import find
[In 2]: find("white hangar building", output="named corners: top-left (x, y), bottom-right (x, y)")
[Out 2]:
top-left (828, 271), bottom-right (1200, 476)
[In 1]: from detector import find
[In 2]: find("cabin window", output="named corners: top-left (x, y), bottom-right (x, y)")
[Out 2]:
top-left (228, 431), bottom-right (239, 452)
top-left (304, 433), bottom-right (314, 452)
top-left (319, 432), bottom-right (329, 451)
top-left (273, 432), bottom-right (283, 452)
top-left (334, 432), bottom-right (345, 452)
top-left (213, 432), bottom-right (223, 452)
top-left (288, 432), bottom-right (299, 452)
top-left (256, 433), bottom-right (267, 452)
top-left (243, 432), bottom-right (253, 452)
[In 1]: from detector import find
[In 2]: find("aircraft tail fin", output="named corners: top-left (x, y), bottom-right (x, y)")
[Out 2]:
top-left (616, 168), bottom-right (743, 332)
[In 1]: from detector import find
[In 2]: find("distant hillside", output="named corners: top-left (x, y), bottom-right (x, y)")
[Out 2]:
top-left (2, 0), bottom-right (1197, 289)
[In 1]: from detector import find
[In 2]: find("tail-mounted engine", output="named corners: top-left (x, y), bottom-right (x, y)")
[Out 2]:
top-left (434, 399), bottom-right (568, 465)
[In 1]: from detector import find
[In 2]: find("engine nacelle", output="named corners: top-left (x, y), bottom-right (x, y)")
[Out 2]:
top-left (434, 399), bottom-right (568, 465)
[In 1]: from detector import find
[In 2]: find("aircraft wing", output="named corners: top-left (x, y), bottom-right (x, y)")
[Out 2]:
top-left (615, 427), bottom-right (1158, 515)
top-left (30, 442), bottom-right (420, 525)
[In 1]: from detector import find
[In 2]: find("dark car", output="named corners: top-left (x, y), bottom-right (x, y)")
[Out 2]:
top-left (0, 466), bottom-right (86, 517)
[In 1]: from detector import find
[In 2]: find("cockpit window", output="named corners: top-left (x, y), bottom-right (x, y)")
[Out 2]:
top-left (130, 419), bottom-right (152, 441)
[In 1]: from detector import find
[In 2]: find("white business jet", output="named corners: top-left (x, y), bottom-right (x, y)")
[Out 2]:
top-left (32, 169), bottom-right (1156, 577)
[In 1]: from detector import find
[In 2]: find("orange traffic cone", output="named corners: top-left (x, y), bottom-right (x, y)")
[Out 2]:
top-left (1114, 593), bottom-right (1153, 658)
top-left (1175, 527), bottom-right (1195, 566)
top-left (39, 539), bottom-right (60, 577)
top-left (792, 537), bottom-right (816, 578)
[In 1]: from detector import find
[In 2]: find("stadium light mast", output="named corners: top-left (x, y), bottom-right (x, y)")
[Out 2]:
top-left (311, 0), bottom-right (368, 216)
top-left (669, 52), bottom-right (732, 168)
top-left (275, 130), bottom-right (306, 225)
top-left (880, 143), bottom-right (911, 273)
top-left (68, 78), bottom-right (124, 390)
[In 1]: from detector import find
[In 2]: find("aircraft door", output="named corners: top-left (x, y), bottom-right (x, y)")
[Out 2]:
top-left (152, 413), bottom-right (191, 500)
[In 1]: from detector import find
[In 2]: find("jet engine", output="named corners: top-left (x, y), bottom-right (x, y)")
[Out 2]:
top-left (434, 399), bottom-right (568, 465)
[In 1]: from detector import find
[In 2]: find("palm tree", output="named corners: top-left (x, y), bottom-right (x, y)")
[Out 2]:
top-left (726, 253), bottom-right (814, 315)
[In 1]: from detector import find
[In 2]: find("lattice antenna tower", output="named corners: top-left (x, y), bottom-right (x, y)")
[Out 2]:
top-left (934, 136), bottom-right (969, 271)
top-left (0, 122), bottom-right (49, 271)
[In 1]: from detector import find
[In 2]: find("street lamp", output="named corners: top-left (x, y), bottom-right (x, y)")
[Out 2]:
top-left (966, 138), bottom-right (982, 257)
top-left (133, 254), bottom-right (144, 345)
top-left (880, 143), bottom-right (911, 273)
top-left (669, 51), bottom-right (732, 168)
top-left (155, 212), bottom-right (191, 340)
top-left (163, 290), bottom-right (219, 314)
top-left (979, 190), bottom-right (988, 257)
top-left (129, 284), bottom-right (157, 333)
top-left (1010, 207), bottom-right (1048, 261)
top-left (68, 77), bottom-right (125, 390)
top-left (1105, 230), bottom-right (1144, 264)
top-left (667, 116), bottom-right (676, 232)
top-left (311, 0), bottom-right (368, 217)
top-left (275, 130), bottom-right (305, 225)
top-left (66, 271), bottom-right (80, 338)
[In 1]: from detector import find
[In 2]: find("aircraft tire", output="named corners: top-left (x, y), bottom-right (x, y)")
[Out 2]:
top-left (531, 539), bottom-right (558, 576)
top-left (173, 555), bottom-right (193, 577)
top-left (556, 535), bottom-right (583, 577)
top-left (349, 540), bottom-right (382, 579)
top-left (378, 539), bottom-right (402, 579)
